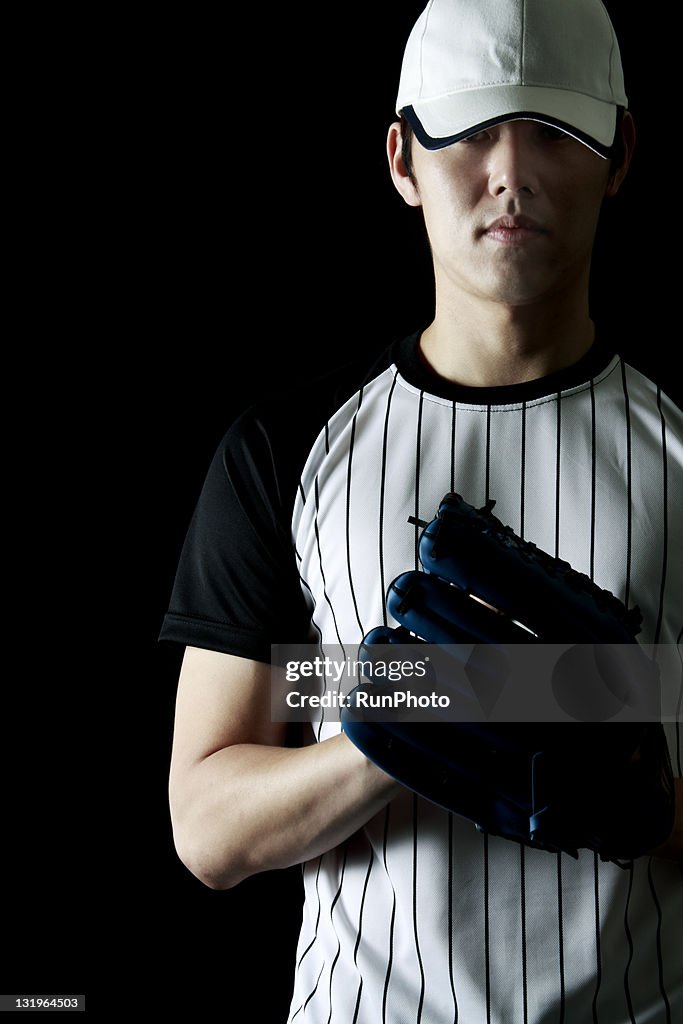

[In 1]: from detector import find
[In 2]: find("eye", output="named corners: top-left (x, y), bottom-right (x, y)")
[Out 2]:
top-left (538, 124), bottom-right (568, 142)
top-left (460, 129), bottom-right (490, 145)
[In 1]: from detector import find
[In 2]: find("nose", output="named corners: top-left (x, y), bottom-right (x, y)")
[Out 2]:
top-left (487, 125), bottom-right (539, 198)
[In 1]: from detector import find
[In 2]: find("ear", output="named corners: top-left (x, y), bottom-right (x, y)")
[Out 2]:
top-left (387, 122), bottom-right (422, 207)
top-left (605, 110), bottom-right (636, 198)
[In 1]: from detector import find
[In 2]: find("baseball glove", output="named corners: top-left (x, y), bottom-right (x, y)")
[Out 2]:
top-left (340, 492), bottom-right (675, 863)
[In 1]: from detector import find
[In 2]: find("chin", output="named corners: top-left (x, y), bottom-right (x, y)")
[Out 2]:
top-left (476, 269), bottom-right (561, 306)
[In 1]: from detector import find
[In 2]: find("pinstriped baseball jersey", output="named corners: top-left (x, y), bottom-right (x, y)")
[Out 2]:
top-left (160, 331), bottom-right (682, 1023)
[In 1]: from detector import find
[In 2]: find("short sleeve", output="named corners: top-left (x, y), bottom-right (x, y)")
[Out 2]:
top-left (158, 405), bottom-right (313, 663)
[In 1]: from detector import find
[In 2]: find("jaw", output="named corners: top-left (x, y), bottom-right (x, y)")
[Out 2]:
top-left (436, 245), bottom-right (593, 310)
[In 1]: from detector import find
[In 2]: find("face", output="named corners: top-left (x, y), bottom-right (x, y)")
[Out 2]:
top-left (389, 119), bottom-right (629, 308)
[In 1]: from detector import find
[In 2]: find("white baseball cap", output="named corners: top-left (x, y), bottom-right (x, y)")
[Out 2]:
top-left (396, 0), bottom-right (627, 158)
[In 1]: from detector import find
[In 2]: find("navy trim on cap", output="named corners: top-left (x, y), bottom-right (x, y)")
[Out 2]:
top-left (401, 105), bottom-right (616, 159)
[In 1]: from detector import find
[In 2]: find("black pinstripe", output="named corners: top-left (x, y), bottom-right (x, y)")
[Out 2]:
top-left (520, 417), bottom-right (532, 1021)
top-left (450, 401), bottom-right (457, 493)
top-left (345, 388), bottom-right (365, 637)
top-left (291, 961), bottom-right (326, 1022)
top-left (484, 420), bottom-right (493, 1024)
top-left (293, 859), bottom-right (327, 1024)
top-left (647, 857), bottom-right (672, 1024)
top-left (381, 805), bottom-right (397, 1024)
top-left (351, 847), bottom-right (375, 1024)
top-left (552, 370), bottom-right (565, 1024)
top-left (447, 812), bottom-right (459, 1023)
top-left (326, 845), bottom-right (350, 1024)
top-left (654, 386), bottom-right (668, 644)
top-left (484, 832), bottom-right (491, 1024)
top-left (557, 854), bottom-right (566, 1024)
top-left (297, 857), bottom-right (324, 974)
top-left (619, 359), bottom-right (633, 607)
top-left (414, 391), bottom-right (425, 568)
top-left (520, 844), bottom-right (528, 1024)
top-left (378, 374), bottom-right (398, 628)
top-left (413, 794), bottom-right (426, 1023)
top-left (485, 404), bottom-right (492, 504)
top-left (591, 852), bottom-right (602, 1023)
top-left (412, 399), bottom-right (426, 1022)
top-left (623, 863), bottom-right (636, 1024)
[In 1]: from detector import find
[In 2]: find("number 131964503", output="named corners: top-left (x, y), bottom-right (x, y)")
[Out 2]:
top-left (0, 996), bottom-right (84, 1011)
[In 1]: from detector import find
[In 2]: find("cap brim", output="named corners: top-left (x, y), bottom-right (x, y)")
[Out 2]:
top-left (401, 85), bottom-right (619, 159)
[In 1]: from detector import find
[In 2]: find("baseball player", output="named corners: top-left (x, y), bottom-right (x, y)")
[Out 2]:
top-left (161, 1), bottom-right (682, 1021)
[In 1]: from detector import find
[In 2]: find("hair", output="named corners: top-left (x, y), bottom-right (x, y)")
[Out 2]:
top-left (398, 108), bottom-right (628, 184)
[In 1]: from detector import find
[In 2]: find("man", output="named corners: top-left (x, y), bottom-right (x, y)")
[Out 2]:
top-left (161, 1), bottom-right (682, 1020)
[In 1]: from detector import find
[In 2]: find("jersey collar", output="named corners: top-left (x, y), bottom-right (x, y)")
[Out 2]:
top-left (393, 329), bottom-right (617, 405)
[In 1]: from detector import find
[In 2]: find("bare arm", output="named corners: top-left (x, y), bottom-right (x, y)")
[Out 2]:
top-left (169, 646), bottom-right (401, 890)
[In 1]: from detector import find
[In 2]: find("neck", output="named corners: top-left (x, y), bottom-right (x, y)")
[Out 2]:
top-left (420, 290), bottom-right (595, 388)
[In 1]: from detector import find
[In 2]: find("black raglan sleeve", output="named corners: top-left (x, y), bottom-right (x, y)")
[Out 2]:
top-left (158, 342), bottom-right (400, 664)
top-left (158, 401), bottom-right (314, 664)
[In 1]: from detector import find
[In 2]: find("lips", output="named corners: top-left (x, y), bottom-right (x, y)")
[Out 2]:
top-left (483, 215), bottom-right (548, 244)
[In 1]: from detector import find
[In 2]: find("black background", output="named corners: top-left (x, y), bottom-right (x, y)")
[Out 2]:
top-left (5, 3), bottom-right (678, 1020)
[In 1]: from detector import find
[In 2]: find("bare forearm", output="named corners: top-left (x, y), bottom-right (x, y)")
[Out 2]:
top-left (171, 732), bottom-right (401, 889)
